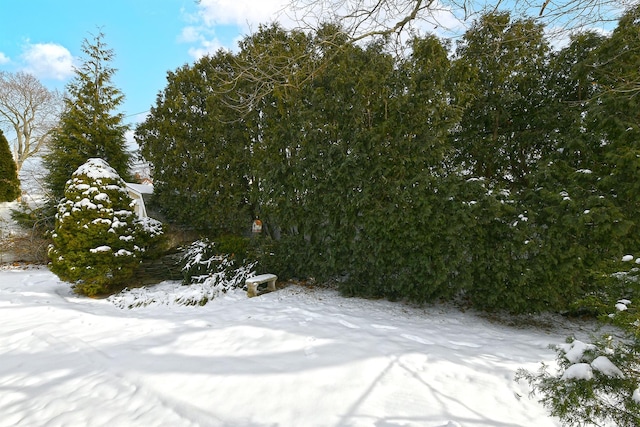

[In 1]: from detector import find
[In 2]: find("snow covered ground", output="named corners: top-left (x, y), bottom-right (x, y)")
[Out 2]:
top-left (1, 265), bottom-right (595, 427)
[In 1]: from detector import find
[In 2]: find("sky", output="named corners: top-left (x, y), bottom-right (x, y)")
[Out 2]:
top-left (0, 0), bottom-right (289, 131)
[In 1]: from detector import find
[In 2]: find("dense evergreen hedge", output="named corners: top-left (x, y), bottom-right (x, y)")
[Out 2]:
top-left (136, 10), bottom-right (640, 313)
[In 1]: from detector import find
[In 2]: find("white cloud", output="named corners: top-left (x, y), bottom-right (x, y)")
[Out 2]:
top-left (178, 23), bottom-right (227, 59)
top-left (181, 0), bottom-right (467, 60)
top-left (182, 0), bottom-right (290, 59)
top-left (188, 37), bottom-right (226, 60)
top-left (21, 43), bottom-right (75, 80)
top-left (196, 0), bottom-right (288, 28)
top-left (0, 52), bottom-right (10, 65)
top-left (179, 26), bottom-right (201, 44)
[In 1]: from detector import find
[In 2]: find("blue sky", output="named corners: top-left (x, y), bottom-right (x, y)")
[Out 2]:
top-left (0, 0), bottom-right (287, 130)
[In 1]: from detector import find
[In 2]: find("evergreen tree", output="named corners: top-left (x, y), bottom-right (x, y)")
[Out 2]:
top-left (519, 264), bottom-right (640, 427)
top-left (335, 34), bottom-right (465, 301)
top-left (135, 50), bottom-right (252, 236)
top-left (590, 4), bottom-right (640, 246)
top-left (249, 26), bottom-right (466, 301)
top-left (518, 9), bottom-right (640, 422)
top-left (0, 129), bottom-right (20, 202)
top-left (49, 158), bottom-right (141, 296)
top-left (447, 12), bottom-right (560, 311)
top-left (515, 30), bottom-right (631, 310)
top-left (449, 11), bottom-right (552, 190)
top-left (44, 32), bottom-right (131, 204)
top-left (546, 31), bottom-right (606, 172)
top-left (241, 24), bottom-right (330, 277)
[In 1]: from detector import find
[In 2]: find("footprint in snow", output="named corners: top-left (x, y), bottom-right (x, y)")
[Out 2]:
top-left (304, 336), bottom-right (318, 359)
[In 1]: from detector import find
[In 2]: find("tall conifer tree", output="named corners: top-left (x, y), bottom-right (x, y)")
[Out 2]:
top-left (44, 32), bottom-right (131, 204)
top-left (136, 50), bottom-right (252, 236)
top-left (0, 129), bottom-right (20, 202)
top-left (449, 12), bottom-right (551, 189)
top-left (591, 4), bottom-right (640, 219)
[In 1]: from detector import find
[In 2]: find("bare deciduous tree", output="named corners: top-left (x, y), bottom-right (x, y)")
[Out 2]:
top-left (287, 0), bottom-right (635, 38)
top-left (0, 71), bottom-right (63, 173)
top-left (207, 0), bottom-right (636, 114)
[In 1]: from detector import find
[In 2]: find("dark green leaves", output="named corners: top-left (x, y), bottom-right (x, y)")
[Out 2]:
top-left (0, 129), bottom-right (20, 202)
top-left (44, 32), bottom-right (131, 204)
top-left (137, 8), bottom-right (640, 312)
top-left (49, 159), bottom-right (141, 296)
top-left (136, 51), bottom-right (252, 236)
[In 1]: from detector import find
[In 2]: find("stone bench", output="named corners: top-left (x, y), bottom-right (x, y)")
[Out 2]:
top-left (246, 274), bottom-right (277, 297)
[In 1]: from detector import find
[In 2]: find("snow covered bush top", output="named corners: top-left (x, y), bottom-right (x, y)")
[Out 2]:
top-left (72, 158), bottom-right (122, 181)
top-left (56, 158), bottom-right (134, 224)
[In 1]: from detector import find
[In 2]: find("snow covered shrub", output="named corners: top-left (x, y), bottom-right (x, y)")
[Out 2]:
top-left (134, 216), bottom-right (167, 260)
top-left (108, 263), bottom-right (256, 308)
top-left (518, 335), bottom-right (639, 426)
top-left (177, 238), bottom-right (256, 304)
top-left (49, 158), bottom-right (143, 296)
top-left (518, 274), bottom-right (640, 427)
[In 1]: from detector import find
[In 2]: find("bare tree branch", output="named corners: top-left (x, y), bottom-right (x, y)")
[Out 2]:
top-left (208, 0), bottom-right (636, 115)
top-left (0, 72), bottom-right (63, 173)
top-left (286, 0), bottom-right (634, 39)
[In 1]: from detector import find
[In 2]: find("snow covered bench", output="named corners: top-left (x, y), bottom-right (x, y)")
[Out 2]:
top-left (246, 274), bottom-right (277, 297)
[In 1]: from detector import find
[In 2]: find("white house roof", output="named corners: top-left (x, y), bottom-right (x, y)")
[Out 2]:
top-left (125, 182), bottom-right (154, 195)
top-left (124, 182), bottom-right (154, 219)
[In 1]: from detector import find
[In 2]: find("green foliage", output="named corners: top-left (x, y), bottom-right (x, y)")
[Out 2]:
top-left (136, 9), bottom-right (640, 314)
top-left (246, 27), bottom-right (471, 303)
top-left (0, 129), bottom-right (20, 202)
top-left (135, 50), bottom-right (252, 236)
top-left (514, 8), bottom-right (640, 417)
top-left (572, 255), bottom-right (640, 317)
top-left (134, 217), bottom-right (167, 260)
top-left (44, 32), bottom-right (131, 204)
top-left (213, 235), bottom-right (251, 261)
top-left (518, 293), bottom-right (640, 426)
top-left (518, 335), bottom-right (640, 427)
top-left (588, 5), bottom-right (640, 253)
top-left (519, 255), bottom-right (640, 426)
top-left (449, 11), bottom-right (553, 190)
top-left (334, 37), bottom-right (466, 303)
top-left (49, 158), bottom-right (142, 296)
top-left (179, 238), bottom-right (255, 294)
top-left (246, 235), bottom-right (298, 280)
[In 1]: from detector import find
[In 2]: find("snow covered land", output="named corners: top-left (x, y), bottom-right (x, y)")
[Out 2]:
top-left (0, 265), bottom-right (604, 427)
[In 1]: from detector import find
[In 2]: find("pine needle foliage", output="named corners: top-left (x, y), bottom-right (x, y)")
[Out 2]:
top-left (44, 32), bottom-right (131, 205)
top-left (49, 158), bottom-right (141, 296)
top-left (0, 129), bottom-right (20, 202)
top-left (137, 9), bottom-right (640, 313)
top-left (517, 264), bottom-right (640, 427)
